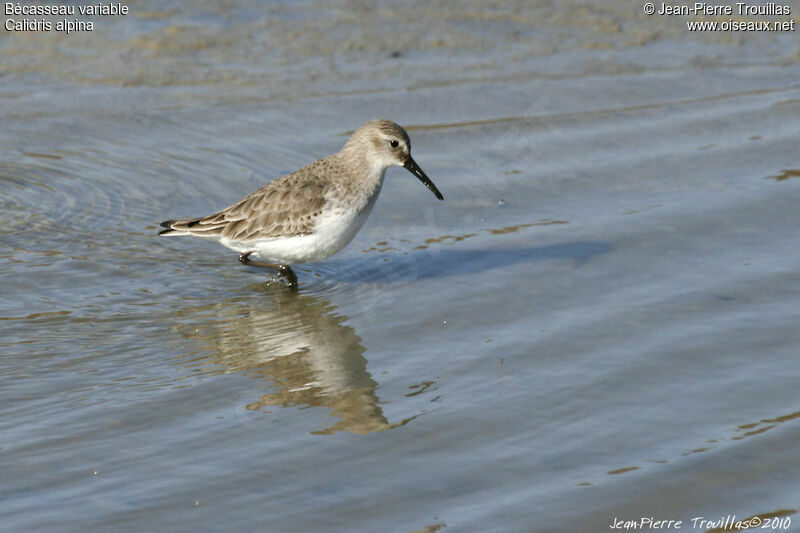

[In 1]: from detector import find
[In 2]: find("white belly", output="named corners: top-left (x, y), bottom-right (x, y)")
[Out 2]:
top-left (220, 184), bottom-right (382, 265)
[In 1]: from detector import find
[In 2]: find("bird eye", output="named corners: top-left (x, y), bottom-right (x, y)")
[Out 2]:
top-left (389, 139), bottom-right (399, 148)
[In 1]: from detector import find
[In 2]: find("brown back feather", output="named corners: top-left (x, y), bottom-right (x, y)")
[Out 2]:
top-left (167, 172), bottom-right (330, 241)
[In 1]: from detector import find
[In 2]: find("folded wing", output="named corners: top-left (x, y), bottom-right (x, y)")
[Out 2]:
top-left (159, 175), bottom-right (329, 242)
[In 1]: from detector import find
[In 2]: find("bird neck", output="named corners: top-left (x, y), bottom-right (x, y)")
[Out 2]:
top-left (336, 144), bottom-right (388, 189)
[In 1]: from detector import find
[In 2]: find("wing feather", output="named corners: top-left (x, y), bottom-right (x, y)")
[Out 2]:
top-left (161, 173), bottom-right (330, 240)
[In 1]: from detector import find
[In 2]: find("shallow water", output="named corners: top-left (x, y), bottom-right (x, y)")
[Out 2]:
top-left (2, 1), bottom-right (800, 532)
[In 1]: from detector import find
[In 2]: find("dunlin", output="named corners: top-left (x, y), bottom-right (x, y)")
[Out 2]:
top-left (158, 119), bottom-right (443, 288)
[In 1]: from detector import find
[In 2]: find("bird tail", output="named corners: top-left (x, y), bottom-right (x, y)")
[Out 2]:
top-left (158, 218), bottom-right (199, 236)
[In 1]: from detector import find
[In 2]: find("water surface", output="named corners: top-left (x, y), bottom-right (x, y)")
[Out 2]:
top-left (1, 1), bottom-right (799, 531)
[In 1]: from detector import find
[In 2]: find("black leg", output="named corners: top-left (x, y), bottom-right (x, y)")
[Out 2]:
top-left (239, 251), bottom-right (298, 289)
top-left (278, 265), bottom-right (298, 289)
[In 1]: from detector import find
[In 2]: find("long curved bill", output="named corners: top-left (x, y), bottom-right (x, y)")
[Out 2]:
top-left (404, 156), bottom-right (444, 201)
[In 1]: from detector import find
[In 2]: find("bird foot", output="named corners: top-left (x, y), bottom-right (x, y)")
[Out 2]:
top-left (239, 251), bottom-right (297, 290)
top-left (279, 265), bottom-right (298, 290)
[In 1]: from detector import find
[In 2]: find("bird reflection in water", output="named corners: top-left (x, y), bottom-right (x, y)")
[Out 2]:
top-left (172, 286), bottom-right (414, 435)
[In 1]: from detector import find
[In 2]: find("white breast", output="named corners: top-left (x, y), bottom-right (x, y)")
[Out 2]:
top-left (309, 180), bottom-right (384, 257)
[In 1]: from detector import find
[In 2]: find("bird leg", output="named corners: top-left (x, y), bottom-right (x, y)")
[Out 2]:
top-left (239, 251), bottom-right (298, 289)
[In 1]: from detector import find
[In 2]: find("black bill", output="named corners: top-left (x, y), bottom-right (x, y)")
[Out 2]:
top-left (404, 156), bottom-right (444, 200)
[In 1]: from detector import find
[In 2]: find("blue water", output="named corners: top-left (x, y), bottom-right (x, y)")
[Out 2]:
top-left (1, 1), bottom-right (799, 531)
